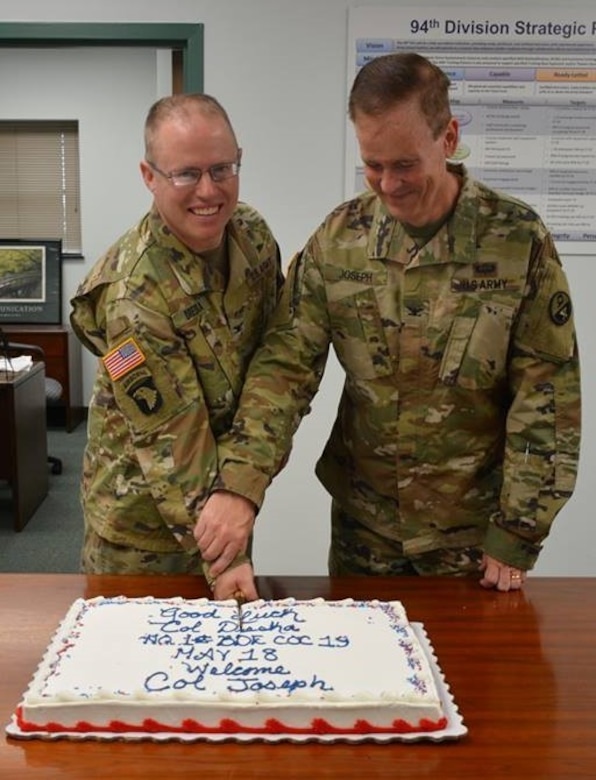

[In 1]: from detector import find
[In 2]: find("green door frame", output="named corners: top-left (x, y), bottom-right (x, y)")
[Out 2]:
top-left (0, 22), bottom-right (204, 93)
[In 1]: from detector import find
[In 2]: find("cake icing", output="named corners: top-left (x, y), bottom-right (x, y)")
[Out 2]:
top-left (15, 596), bottom-right (447, 737)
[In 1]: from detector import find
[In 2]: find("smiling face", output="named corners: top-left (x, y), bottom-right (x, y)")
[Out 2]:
top-left (140, 108), bottom-right (240, 253)
top-left (354, 97), bottom-right (459, 227)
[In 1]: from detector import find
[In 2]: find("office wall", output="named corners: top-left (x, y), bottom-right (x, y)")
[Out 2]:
top-left (1, 0), bottom-right (594, 576)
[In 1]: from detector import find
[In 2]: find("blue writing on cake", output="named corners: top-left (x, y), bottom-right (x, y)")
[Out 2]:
top-left (143, 659), bottom-right (298, 694)
top-left (148, 605), bottom-right (221, 634)
top-left (138, 633), bottom-right (175, 645)
top-left (145, 666), bottom-right (209, 692)
top-left (180, 633), bottom-right (212, 645)
top-left (217, 633), bottom-right (266, 647)
top-left (140, 602), bottom-right (337, 698)
top-left (273, 634), bottom-right (314, 646)
top-left (226, 673), bottom-right (333, 695)
top-left (318, 635), bottom-right (350, 648)
top-left (218, 618), bottom-right (301, 634)
top-left (241, 606), bottom-right (306, 624)
top-left (173, 646), bottom-right (232, 662)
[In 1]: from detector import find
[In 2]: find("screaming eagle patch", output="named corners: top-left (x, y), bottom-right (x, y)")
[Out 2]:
top-left (549, 291), bottom-right (572, 326)
top-left (126, 374), bottom-right (163, 416)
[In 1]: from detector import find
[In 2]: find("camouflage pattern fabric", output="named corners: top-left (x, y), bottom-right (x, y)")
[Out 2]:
top-left (81, 525), bottom-right (254, 577)
top-left (70, 203), bottom-right (283, 574)
top-left (81, 525), bottom-right (202, 575)
top-left (329, 500), bottom-right (483, 576)
top-left (216, 165), bottom-right (581, 573)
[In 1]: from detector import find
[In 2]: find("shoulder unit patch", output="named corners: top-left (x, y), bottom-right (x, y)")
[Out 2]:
top-left (549, 291), bottom-right (572, 326)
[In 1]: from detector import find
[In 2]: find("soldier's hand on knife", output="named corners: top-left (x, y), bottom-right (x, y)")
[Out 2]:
top-left (210, 561), bottom-right (258, 602)
top-left (194, 490), bottom-right (256, 578)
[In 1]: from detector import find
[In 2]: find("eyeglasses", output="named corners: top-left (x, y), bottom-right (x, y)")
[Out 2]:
top-left (146, 157), bottom-right (241, 188)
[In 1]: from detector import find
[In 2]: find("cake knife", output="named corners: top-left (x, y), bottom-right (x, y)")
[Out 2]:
top-left (201, 561), bottom-right (245, 630)
top-left (232, 590), bottom-right (246, 631)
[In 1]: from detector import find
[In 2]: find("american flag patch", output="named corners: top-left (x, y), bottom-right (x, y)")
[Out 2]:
top-left (103, 337), bottom-right (146, 381)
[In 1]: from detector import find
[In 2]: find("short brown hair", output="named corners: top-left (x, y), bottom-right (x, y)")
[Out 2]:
top-left (144, 93), bottom-right (237, 158)
top-left (348, 52), bottom-right (451, 138)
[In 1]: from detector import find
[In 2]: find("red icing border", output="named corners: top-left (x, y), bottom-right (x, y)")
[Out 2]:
top-left (16, 706), bottom-right (447, 735)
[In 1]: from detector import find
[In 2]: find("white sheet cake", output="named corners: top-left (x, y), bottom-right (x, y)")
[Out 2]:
top-left (13, 596), bottom-right (449, 738)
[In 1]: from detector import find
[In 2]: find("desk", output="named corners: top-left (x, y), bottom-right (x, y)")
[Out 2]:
top-left (0, 364), bottom-right (48, 530)
top-left (2, 325), bottom-right (84, 432)
top-left (1, 574), bottom-right (594, 779)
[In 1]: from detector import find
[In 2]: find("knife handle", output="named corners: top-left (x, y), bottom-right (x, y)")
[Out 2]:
top-left (232, 589), bottom-right (246, 605)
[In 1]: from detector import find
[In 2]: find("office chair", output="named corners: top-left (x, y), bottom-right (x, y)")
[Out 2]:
top-left (0, 334), bottom-right (63, 475)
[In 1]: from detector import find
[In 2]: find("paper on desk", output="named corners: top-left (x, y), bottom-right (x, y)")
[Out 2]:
top-left (0, 355), bottom-right (33, 372)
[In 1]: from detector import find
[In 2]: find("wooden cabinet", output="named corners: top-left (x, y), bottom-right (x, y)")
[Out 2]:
top-left (2, 325), bottom-right (84, 432)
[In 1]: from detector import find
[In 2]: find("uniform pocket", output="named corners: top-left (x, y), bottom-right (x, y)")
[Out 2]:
top-left (328, 289), bottom-right (394, 379)
top-left (439, 302), bottom-right (514, 389)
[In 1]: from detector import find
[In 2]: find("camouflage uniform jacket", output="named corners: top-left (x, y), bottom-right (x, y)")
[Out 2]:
top-left (70, 203), bottom-right (282, 553)
top-left (216, 166), bottom-right (581, 571)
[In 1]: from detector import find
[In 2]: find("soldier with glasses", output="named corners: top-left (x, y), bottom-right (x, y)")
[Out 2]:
top-left (70, 93), bottom-right (283, 590)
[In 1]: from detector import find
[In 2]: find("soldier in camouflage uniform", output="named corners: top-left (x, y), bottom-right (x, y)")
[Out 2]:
top-left (195, 53), bottom-right (581, 596)
top-left (69, 94), bottom-right (283, 594)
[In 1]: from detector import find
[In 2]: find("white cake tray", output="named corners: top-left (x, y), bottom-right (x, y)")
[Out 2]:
top-left (6, 623), bottom-right (467, 744)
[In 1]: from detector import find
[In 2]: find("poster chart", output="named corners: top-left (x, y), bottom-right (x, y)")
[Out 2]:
top-left (346, 7), bottom-right (596, 254)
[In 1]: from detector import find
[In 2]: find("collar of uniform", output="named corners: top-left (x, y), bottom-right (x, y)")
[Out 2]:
top-left (146, 206), bottom-right (220, 295)
top-left (223, 202), bottom-right (276, 296)
top-left (367, 163), bottom-right (479, 265)
top-left (146, 204), bottom-right (268, 297)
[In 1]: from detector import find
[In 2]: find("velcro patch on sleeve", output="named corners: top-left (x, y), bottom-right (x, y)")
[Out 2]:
top-left (103, 337), bottom-right (146, 381)
top-left (549, 291), bottom-right (572, 326)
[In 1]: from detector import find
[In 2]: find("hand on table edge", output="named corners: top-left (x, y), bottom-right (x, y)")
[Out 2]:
top-left (479, 553), bottom-right (527, 591)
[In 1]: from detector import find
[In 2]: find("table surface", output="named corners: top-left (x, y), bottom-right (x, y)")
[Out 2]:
top-left (1, 574), bottom-right (594, 779)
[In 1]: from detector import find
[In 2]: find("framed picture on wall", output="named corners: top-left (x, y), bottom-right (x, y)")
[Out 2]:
top-left (0, 238), bottom-right (62, 324)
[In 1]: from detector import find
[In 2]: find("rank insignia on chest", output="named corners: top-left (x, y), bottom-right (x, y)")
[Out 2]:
top-left (473, 262), bottom-right (497, 276)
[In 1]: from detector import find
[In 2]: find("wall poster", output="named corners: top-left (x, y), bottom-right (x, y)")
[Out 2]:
top-left (0, 239), bottom-right (62, 324)
top-left (347, 7), bottom-right (596, 254)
